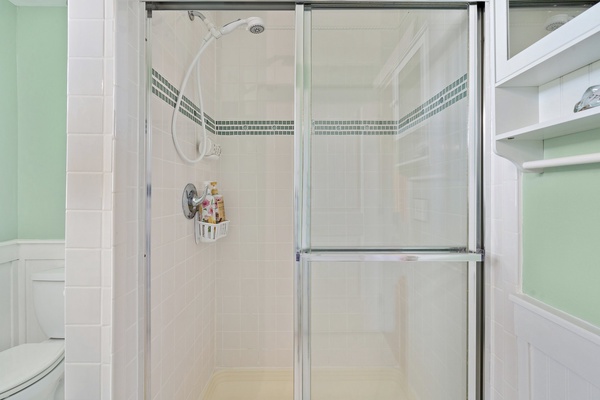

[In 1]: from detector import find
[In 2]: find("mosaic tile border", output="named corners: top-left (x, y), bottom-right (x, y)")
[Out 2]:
top-left (152, 69), bottom-right (216, 134)
top-left (312, 74), bottom-right (468, 135)
top-left (151, 69), bottom-right (467, 136)
top-left (216, 120), bottom-right (294, 136)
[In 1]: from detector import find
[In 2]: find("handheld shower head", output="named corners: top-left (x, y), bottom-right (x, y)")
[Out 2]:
top-left (545, 14), bottom-right (573, 32)
top-left (219, 17), bottom-right (265, 36)
top-left (246, 17), bottom-right (265, 34)
top-left (188, 12), bottom-right (266, 39)
top-left (188, 11), bottom-right (206, 21)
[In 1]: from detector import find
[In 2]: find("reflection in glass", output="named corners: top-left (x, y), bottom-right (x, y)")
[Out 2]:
top-left (508, 0), bottom-right (598, 58)
top-left (310, 9), bottom-right (470, 250)
top-left (310, 261), bottom-right (468, 400)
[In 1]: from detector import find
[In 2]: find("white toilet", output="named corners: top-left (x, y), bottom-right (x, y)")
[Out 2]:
top-left (0, 268), bottom-right (65, 400)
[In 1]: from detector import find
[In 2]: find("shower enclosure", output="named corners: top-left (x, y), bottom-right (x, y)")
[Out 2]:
top-left (144, 2), bottom-right (482, 400)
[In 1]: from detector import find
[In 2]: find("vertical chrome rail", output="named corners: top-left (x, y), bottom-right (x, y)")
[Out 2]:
top-left (143, 9), bottom-right (154, 400)
top-left (293, 5), bottom-right (305, 400)
top-left (467, 3), bottom-right (484, 400)
top-left (294, 5), bottom-right (313, 400)
top-left (301, 8), bottom-right (313, 400)
top-left (301, 9), bottom-right (312, 254)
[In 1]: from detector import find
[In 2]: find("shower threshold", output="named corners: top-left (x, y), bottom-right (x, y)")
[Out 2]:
top-left (201, 368), bottom-right (414, 400)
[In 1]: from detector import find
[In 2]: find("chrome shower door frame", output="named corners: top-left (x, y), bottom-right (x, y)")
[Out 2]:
top-left (293, 3), bottom-right (484, 400)
top-left (143, 2), bottom-right (483, 399)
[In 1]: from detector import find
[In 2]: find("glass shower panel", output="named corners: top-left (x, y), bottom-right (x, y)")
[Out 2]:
top-left (309, 261), bottom-right (468, 400)
top-left (309, 9), bottom-right (470, 249)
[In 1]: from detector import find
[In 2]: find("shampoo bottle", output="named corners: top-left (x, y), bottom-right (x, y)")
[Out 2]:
top-left (200, 181), bottom-right (216, 224)
top-left (211, 181), bottom-right (227, 223)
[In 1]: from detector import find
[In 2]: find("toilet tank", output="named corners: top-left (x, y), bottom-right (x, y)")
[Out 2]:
top-left (31, 268), bottom-right (65, 339)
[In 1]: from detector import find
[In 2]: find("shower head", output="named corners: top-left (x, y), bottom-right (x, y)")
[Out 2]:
top-left (188, 10), bottom-right (207, 21)
top-left (188, 11), bottom-right (265, 39)
top-left (545, 14), bottom-right (573, 32)
top-left (219, 17), bottom-right (265, 36)
top-left (246, 17), bottom-right (266, 34)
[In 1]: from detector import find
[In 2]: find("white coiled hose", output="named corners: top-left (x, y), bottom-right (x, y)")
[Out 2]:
top-left (171, 32), bottom-right (214, 164)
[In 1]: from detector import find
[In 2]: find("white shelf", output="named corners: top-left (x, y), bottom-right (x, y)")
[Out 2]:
top-left (395, 156), bottom-right (428, 168)
top-left (496, 107), bottom-right (600, 141)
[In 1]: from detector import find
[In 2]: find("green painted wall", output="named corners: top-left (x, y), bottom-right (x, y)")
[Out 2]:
top-left (523, 129), bottom-right (600, 327)
top-left (0, 0), bottom-right (18, 242)
top-left (16, 7), bottom-right (67, 239)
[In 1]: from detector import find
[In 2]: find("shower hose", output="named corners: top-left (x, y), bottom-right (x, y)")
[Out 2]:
top-left (171, 32), bottom-right (214, 164)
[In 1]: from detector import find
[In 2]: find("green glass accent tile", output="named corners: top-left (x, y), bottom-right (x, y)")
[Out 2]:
top-left (152, 68), bottom-right (466, 136)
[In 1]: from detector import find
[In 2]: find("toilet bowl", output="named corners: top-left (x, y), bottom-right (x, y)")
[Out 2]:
top-left (0, 341), bottom-right (64, 399)
top-left (0, 268), bottom-right (65, 399)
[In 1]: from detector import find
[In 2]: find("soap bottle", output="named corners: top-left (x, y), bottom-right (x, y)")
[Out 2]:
top-left (211, 181), bottom-right (226, 223)
top-left (200, 181), bottom-right (216, 224)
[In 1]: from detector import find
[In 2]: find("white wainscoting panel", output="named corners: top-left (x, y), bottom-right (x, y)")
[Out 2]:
top-left (512, 294), bottom-right (600, 400)
top-left (0, 241), bottom-right (19, 352)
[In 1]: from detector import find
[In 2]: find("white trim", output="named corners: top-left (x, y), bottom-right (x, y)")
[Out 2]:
top-left (8, 0), bottom-right (66, 6)
top-left (0, 242), bottom-right (19, 265)
top-left (512, 294), bottom-right (600, 346)
top-left (18, 241), bottom-right (65, 261)
top-left (0, 240), bottom-right (65, 264)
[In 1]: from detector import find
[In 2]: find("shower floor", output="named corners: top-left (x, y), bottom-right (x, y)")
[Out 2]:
top-left (201, 368), bottom-right (413, 400)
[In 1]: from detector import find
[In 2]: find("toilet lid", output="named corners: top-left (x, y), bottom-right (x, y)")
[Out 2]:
top-left (0, 341), bottom-right (64, 398)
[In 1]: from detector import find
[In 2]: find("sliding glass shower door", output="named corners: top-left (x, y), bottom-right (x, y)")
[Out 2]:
top-left (295, 5), bottom-right (482, 400)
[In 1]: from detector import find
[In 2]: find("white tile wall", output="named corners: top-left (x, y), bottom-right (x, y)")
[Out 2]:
top-left (486, 23), bottom-right (523, 395)
top-left (65, 0), bottom-right (112, 398)
top-left (211, 10), bottom-right (296, 371)
top-left (214, 11), bottom-right (295, 121)
top-left (310, 135), bottom-right (396, 248)
top-left (149, 10), bottom-right (219, 400)
top-left (66, 0), bottom-right (144, 398)
top-left (486, 151), bottom-right (521, 400)
top-left (215, 135), bottom-right (294, 369)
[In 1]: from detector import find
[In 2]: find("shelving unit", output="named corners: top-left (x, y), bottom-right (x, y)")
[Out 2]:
top-left (493, 3), bottom-right (600, 173)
